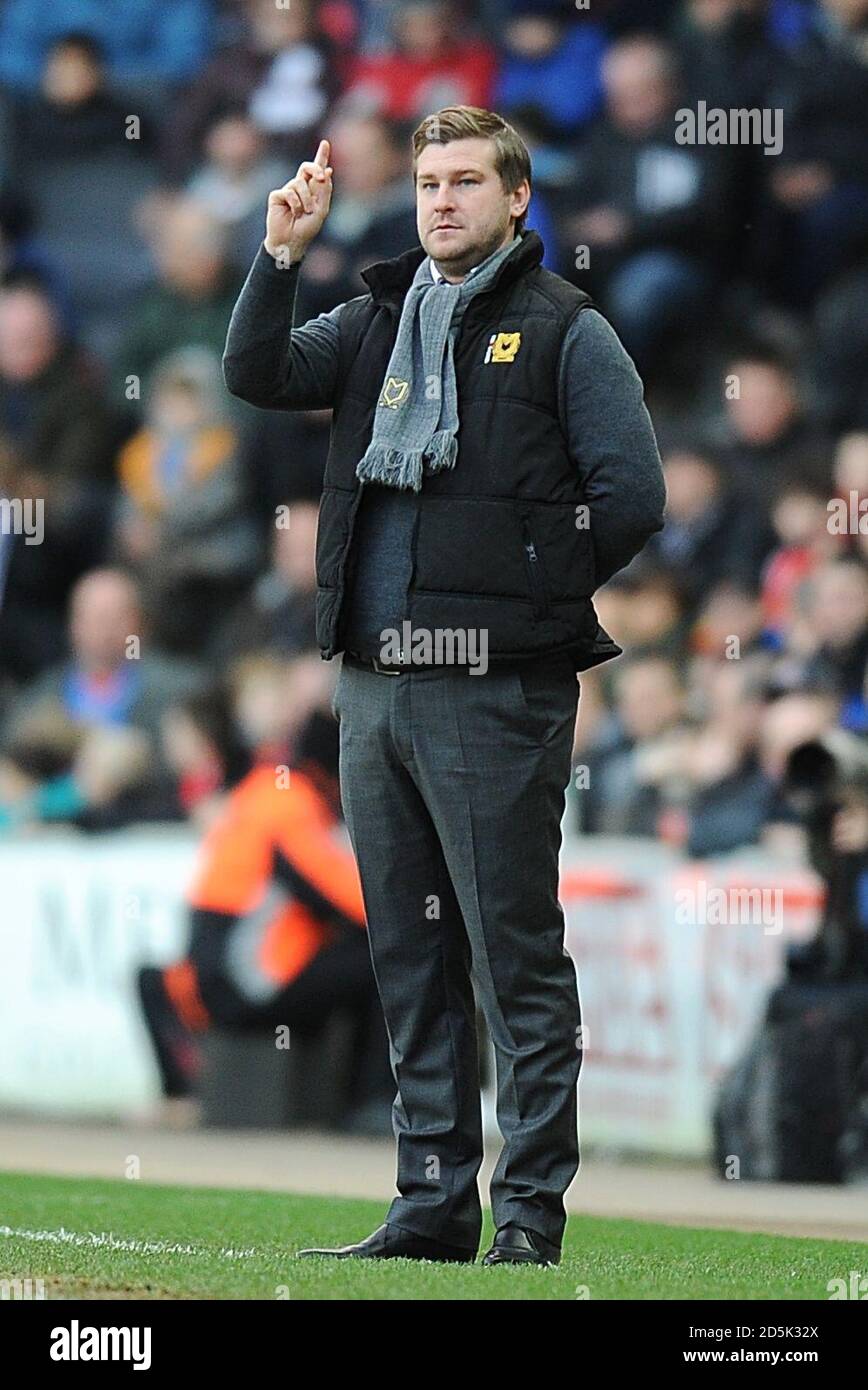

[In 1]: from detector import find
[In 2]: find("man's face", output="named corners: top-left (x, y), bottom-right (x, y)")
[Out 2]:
top-left (70, 575), bottom-right (141, 671)
top-left (331, 118), bottom-right (399, 196)
top-left (603, 47), bottom-right (673, 137)
top-left (397, 2), bottom-right (450, 58)
top-left (43, 43), bottom-right (102, 106)
top-left (809, 565), bottom-right (868, 648)
top-left (415, 137), bottom-right (529, 280)
top-left (0, 290), bottom-right (58, 382)
top-left (726, 362), bottom-right (797, 445)
top-left (616, 661), bottom-right (683, 740)
top-left (155, 202), bottom-right (226, 298)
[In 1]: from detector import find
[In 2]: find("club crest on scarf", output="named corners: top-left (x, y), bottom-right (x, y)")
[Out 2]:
top-left (378, 376), bottom-right (410, 409)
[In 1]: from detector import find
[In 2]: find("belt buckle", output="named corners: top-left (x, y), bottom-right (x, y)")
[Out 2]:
top-left (370, 653), bottom-right (403, 676)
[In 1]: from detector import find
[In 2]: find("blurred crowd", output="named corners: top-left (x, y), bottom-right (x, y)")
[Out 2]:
top-left (0, 0), bottom-right (867, 857)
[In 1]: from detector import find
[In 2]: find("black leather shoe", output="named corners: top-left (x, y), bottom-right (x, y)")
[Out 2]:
top-left (296, 1222), bottom-right (477, 1263)
top-left (481, 1225), bottom-right (561, 1267)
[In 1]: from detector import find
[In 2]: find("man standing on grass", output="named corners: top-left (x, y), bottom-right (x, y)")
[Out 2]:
top-left (223, 106), bottom-right (665, 1267)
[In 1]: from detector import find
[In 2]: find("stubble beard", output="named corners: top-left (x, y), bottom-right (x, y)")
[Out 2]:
top-left (428, 220), bottom-right (516, 282)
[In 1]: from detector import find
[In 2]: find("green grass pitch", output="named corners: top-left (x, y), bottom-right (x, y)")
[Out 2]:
top-left (0, 1172), bottom-right (863, 1300)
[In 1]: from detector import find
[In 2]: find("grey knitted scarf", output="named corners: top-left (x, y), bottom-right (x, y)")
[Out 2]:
top-left (356, 233), bottom-right (523, 492)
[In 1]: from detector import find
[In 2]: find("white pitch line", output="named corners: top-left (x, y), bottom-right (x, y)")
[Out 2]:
top-left (0, 1226), bottom-right (257, 1261)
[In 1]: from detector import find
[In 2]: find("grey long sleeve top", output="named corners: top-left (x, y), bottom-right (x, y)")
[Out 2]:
top-left (223, 244), bottom-right (666, 652)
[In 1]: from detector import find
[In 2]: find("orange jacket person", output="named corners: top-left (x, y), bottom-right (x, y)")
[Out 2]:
top-left (137, 710), bottom-right (392, 1128)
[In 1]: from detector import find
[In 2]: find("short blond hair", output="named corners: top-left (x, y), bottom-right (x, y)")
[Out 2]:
top-left (411, 106), bottom-right (532, 234)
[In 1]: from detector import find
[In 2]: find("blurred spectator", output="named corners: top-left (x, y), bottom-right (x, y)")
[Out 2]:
top-left (670, 0), bottom-right (784, 279)
top-left (112, 198), bottom-right (241, 412)
top-left (595, 565), bottom-right (688, 662)
top-left (117, 346), bottom-right (235, 529)
top-left (672, 0), bottom-right (780, 110)
top-left (2, 568), bottom-right (204, 750)
top-left (67, 723), bottom-right (159, 829)
top-left (0, 448), bottom-right (106, 688)
top-left (8, 32), bottom-right (145, 166)
top-left (690, 580), bottom-right (769, 661)
top-left (716, 345), bottom-right (834, 513)
top-left (0, 703), bottom-right (83, 831)
top-left (0, 189), bottom-right (75, 329)
top-left (186, 104), bottom-right (287, 268)
top-left (580, 655), bottom-right (690, 835)
top-left (0, 280), bottom-right (117, 672)
top-left (213, 498), bottom-right (319, 661)
top-left (0, 279), bottom-right (118, 692)
top-left (113, 346), bottom-right (260, 654)
top-left (159, 684), bottom-right (251, 830)
top-left (492, 1), bottom-right (607, 139)
top-left (760, 481), bottom-right (841, 640)
top-left (757, 0), bottom-right (868, 306)
top-left (163, 0), bottom-right (338, 185)
top-left (645, 443), bottom-right (775, 606)
top-left (682, 658), bottom-right (777, 857)
top-left (0, 0), bottom-right (211, 94)
top-left (228, 648), bottom-right (328, 762)
top-left (137, 698), bottom-right (393, 1133)
top-left (0, 701), bottom-right (163, 834)
top-left (245, 0), bottom-right (337, 138)
top-left (4, 34), bottom-right (159, 364)
top-left (833, 429), bottom-right (868, 505)
top-left (341, 0), bottom-right (497, 120)
top-left (563, 35), bottom-right (735, 369)
top-left (0, 281), bottom-right (116, 485)
top-left (800, 558), bottom-right (868, 699)
top-left (350, 0), bottom-right (402, 54)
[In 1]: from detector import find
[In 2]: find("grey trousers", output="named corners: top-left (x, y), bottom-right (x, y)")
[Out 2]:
top-left (332, 650), bottom-right (582, 1251)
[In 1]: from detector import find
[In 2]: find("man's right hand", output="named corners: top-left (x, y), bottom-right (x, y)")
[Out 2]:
top-left (264, 139), bottom-right (334, 264)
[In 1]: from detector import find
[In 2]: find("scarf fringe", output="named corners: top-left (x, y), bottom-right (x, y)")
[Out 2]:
top-left (425, 430), bottom-right (459, 472)
top-left (356, 445), bottom-right (428, 491)
top-left (356, 432), bottom-right (459, 492)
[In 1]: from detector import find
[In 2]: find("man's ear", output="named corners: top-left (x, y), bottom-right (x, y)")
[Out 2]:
top-left (512, 179), bottom-right (531, 220)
